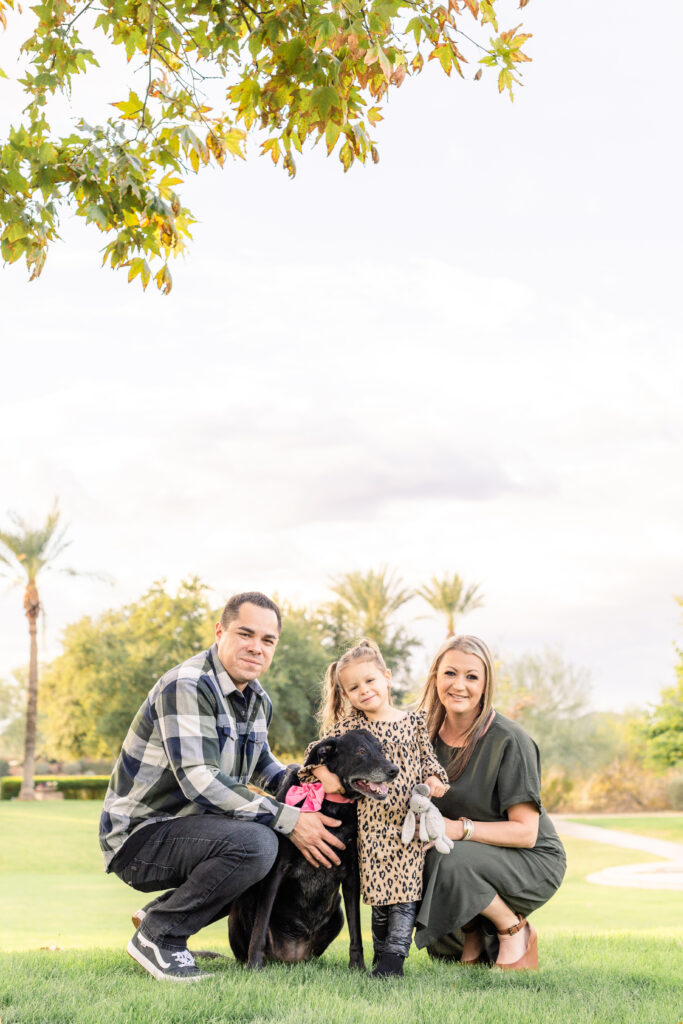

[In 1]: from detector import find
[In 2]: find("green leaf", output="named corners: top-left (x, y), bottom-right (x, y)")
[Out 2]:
top-left (5, 221), bottom-right (27, 243)
top-left (6, 168), bottom-right (29, 193)
top-left (84, 205), bottom-right (109, 229)
top-left (38, 142), bottom-right (59, 165)
top-left (311, 86), bottom-right (339, 119)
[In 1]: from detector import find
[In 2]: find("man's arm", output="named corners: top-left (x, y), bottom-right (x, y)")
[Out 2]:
top-left (152, 675), bottom-right (299, 835)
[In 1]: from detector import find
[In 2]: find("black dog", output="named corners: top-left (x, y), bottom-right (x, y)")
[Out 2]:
top-left (228, 729), bottom-right (398, 970)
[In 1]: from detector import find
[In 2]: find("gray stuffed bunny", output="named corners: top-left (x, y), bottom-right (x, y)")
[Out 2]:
top-left (401, 783), bottom-right (454, 855)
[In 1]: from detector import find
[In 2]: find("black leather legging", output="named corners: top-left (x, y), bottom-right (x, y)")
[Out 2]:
top-left (371, 901), bottom-right (417, 958)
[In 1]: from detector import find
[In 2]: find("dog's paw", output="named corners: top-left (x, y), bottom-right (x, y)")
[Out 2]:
top-left (348, 956), bottom-right (366, 971)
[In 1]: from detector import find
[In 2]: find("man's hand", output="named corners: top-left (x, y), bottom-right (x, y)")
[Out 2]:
top-left (288, 811), bottom-right (345, 868)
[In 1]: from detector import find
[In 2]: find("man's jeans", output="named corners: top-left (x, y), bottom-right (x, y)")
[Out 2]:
top-left (113, 816), bottom-right (279, 949)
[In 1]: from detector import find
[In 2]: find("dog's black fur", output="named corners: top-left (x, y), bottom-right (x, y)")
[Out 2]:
top-left (228, 729), bottom-right (399, 970)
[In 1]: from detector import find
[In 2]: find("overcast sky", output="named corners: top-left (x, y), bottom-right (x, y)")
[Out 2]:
top-left (1, 1), bottom-right (681, 713)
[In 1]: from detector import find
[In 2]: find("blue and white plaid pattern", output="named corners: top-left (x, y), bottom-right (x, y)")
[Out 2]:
top-left (99, 643), bottom-right (299, 868)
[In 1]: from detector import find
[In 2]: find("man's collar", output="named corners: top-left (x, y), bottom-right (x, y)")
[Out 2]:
top-left (209, 642), bottom-right (266, 698)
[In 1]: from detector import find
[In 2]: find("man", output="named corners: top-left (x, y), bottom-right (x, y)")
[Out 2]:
top-left (99, 591), bottom-right (343, 982)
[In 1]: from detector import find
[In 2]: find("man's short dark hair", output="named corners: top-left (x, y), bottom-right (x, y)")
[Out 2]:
top-left (220, 592), bottom-right (282, 632)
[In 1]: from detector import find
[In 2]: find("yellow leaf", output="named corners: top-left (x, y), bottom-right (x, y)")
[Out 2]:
top-left (339, 140), bottom-right (353, 172)
top-left (159, 173), bottom-right (183, 198)
top-left (127, 257), bottom-right (144, 283)
top-left (223, 128), bottom-right (246, 158)
top-left (325, 120), bottom-right (341, 155)
top-left (377, 47), bottom-right (392, 82)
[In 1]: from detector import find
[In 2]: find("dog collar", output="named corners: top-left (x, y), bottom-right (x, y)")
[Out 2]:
top-left (325, 791), bottom-right (354, 804)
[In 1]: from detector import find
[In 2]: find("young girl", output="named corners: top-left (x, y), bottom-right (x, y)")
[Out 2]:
top-left (300, 638), bottom-right (449, 978)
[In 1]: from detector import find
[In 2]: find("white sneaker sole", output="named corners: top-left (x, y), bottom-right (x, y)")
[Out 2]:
top-left (132, 909), bottom-right (146, 929)
top-left (126, 938), bottom-right (210, 982)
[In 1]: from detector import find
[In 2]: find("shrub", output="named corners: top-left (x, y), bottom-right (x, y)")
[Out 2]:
top-left (667, 773), bottom-right (683, 811)
top-left (542, 772), bottom-right (575, 812)
top-left (575, 759), bottom-right (670, 813)
top-left (0, 775), bottom-right (109, 800)
top-left (0, 758), bottom-right (9, 778)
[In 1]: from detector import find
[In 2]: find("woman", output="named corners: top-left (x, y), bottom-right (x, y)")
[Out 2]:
top-left (414, 636), bottom-right (566, 970)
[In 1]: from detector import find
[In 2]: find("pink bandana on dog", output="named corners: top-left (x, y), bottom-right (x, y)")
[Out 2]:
top-left (285, 782), bottom-right (353, 812)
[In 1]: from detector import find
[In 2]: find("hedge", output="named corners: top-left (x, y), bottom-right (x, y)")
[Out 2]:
top-left (0, 775), bottom-right (110, 800)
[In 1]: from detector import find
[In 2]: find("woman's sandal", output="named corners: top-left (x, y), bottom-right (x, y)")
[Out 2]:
top-left (495, 915), bottom-right (538, 971)
top-left (459, 920), bottom-right (488, 966)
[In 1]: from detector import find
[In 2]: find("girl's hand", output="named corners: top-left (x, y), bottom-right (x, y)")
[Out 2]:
top-left (426, 775), bottom-right (448, 798)
top-left (310, 764), bottom-right (345, 795)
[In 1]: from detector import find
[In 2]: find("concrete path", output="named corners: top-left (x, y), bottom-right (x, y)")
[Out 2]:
top-left (550, 817), bottom-right (683, 891)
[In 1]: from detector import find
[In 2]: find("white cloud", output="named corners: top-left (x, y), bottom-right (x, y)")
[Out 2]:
top-left (1, 0), bottom-right (682, 717)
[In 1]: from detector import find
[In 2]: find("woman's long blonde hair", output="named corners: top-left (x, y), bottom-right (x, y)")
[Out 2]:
top-left (318, 638), bottom-right (389, 735)
top-left (417, 635), bottom-right (495, 782)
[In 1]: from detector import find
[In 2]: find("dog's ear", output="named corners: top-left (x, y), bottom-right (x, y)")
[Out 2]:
top-left (303, 738), bottom-right (337, 767)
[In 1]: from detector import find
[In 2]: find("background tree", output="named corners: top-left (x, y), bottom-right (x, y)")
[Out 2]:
top-left (317, 567), bottom-right (420, 678)
top-left (416, 572), bottom-right (484, 636)
top-left (0, 668), bottom-right (45, 763)
top-left (41, 582), bottom-right (329, 760)
top-left (41, 578), bottom-right (216, 759)
top-left (0, 0), bottom-right (532, 291)
top-left (644, 597), bottom-right (683, 771)
top-left (259, 602), bottom-right (330, 755)
top-left (496, 649), bottom-right (600, 777)
top-left (0, 502), bottom-right (83, 799)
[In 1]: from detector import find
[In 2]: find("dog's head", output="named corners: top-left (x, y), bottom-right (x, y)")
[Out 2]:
top-left (303, 728), bottom-right (399, 801)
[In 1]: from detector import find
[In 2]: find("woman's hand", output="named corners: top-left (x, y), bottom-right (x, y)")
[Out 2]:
top-left (310, 764), bottom-right (345, 795)
top-left (426, 775), bottom-right (448, 798)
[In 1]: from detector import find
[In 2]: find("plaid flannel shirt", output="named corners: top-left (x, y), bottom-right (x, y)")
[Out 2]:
top-left (99, 643), bottom-right (299, 869)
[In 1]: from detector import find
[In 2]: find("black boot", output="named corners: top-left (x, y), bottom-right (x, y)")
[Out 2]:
top-left (371, 905), bottom-right (389, 968)
top-left (370, 952), bottom-right (405, 978)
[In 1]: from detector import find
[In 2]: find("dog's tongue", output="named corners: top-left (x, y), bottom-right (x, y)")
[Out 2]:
top-left (364, 781), bottom-right (388, 796)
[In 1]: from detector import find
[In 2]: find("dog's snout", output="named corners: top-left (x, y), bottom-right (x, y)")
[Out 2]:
top-left (387, 763), bottom-right (399, 779)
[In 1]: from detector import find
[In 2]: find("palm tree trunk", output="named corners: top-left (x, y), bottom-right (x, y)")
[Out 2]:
top-left (19, 581), bottom-right (40, 801)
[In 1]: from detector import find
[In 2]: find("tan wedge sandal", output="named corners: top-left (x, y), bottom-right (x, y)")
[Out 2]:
top-left (495, 915), bottom-right (538, 971)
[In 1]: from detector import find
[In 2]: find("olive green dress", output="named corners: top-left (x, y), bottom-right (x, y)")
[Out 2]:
top-left (414, 712), bottom-right (566, 959)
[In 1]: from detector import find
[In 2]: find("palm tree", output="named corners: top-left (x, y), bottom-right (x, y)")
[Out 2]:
top-left (321, 567), bottom-right (420, 672)
top-left (416, 573), bottom-right (484, 637)
top-left (0, 501), bottom-right (79, 799)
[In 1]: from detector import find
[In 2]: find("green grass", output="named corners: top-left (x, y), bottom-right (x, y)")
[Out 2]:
top-left (0, 939), bottom-right (681, 1024)
top-left (1, 804), bottom-right (682, 1024)
top-left (567, 815), bottom-right (683, 844)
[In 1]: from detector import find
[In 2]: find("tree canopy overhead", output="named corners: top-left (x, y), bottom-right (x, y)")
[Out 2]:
top-left (0, 0), bottom-right (532, 290)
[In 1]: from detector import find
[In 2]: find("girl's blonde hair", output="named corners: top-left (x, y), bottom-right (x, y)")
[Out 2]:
top-left (417, 635), bottom-right (495, 782)
top-left (319, 637), bottom-right (388, 735)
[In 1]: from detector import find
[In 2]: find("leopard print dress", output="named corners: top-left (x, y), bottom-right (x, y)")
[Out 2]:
top-left (300, 710), bottom-right (449, 906)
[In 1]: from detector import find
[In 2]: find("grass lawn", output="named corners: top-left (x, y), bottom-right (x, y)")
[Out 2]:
top-left (566, 815), bottom-right (683, 844)
top-left (1, 804), bottom-right (682, 1024)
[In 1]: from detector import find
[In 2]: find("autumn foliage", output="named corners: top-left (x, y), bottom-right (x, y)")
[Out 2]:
top-left (0, 0), bottom-right (531, 290)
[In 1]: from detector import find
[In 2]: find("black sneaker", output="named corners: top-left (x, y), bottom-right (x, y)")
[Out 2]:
top-left (127, 929), bottom-right (211, 982)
